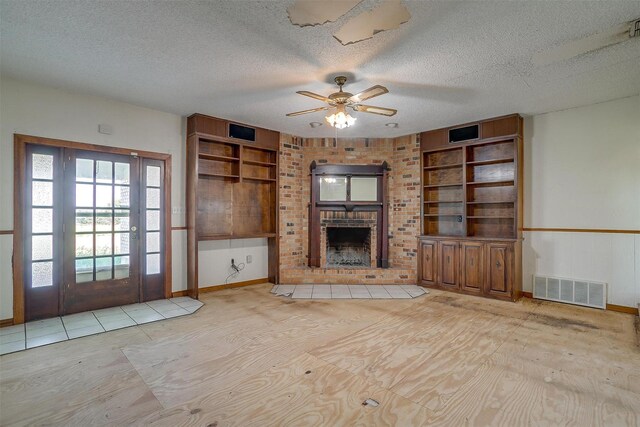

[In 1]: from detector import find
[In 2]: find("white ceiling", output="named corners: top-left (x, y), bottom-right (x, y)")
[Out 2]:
top-left (1, 0), bottom-right (639, 138)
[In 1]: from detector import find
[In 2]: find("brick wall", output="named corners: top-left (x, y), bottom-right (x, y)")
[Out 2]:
top-left (278, 134), bottom-right (421, 284)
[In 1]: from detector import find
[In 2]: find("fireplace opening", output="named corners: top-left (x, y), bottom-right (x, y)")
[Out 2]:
top-left (326, 227), bottom-right (371, 267)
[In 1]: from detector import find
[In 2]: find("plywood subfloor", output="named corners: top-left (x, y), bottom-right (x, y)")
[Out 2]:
top-left (1, 284), bottom-right (638, 426)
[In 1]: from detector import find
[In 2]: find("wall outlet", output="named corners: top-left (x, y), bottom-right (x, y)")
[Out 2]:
top-left (246, 255), bottom-right (252, 264)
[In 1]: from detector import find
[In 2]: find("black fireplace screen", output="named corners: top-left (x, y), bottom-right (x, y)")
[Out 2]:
top-left (326, 227), bottom-right (371, 267)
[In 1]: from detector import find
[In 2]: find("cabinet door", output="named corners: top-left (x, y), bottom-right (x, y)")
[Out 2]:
top-left (438, 240), bottom-right (459, 289)
top-left (461, 242), bottom-right (483, 293)
top-left (485, 243), bottom-right (513, 297)
top-left (420, 240), bottom-right (437, 285)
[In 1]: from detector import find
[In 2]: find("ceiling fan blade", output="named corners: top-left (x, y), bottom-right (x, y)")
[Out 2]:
top-left (348, 85), bottom-right (388, 103)
top-left (286, 106), bottom-right (329, 117)
top-left (353, 104), bottom-right (397, 116)
top-left (296, 91), bottom-right (330, 103)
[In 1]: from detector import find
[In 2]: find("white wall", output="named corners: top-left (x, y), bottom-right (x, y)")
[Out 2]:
top-left (0, 78), bottom-right (268, 320)
top-left (522, 95), bottom-right (640, 307)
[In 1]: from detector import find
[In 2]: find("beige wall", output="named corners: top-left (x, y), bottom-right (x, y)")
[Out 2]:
top-left (522, 95), bottom-right (640, 307)
top-left (1, 77), bottom-right (637, 318)
top-left (0, 78), bottom-right (268, 320)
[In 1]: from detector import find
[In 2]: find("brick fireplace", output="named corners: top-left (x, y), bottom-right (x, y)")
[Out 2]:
top-left (278, 135), bottom-right (421, 285)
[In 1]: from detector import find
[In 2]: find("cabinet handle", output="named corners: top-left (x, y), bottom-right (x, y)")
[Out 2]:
top-left (496, 261), bottom-right (501, 268)
top-left (447, 255), bottom-right (450, 264)
top-left (426, 255), bottom-right (430, 261)
top-left (470, 258), bottom-right (473, 266)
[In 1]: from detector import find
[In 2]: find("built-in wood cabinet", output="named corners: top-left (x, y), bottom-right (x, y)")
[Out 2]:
top-left (186, 114), bottom-right (279, 298)
top-left (419, 240), bottom-right (437, 285)
top-left (461, 241), bottom-right (483, 294)
top-left (485, 242), bottom-right (513, 298)
top-left (438, 240), bottom-right (459, 290)
top-left (418, 237), bottom-right (518, 301)
top-left (418, 114), bottom-right (523, 302)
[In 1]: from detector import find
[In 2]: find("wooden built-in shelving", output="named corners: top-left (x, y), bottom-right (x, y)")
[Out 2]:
top-left (418, 113), bottom-right (523, 302)
top-left (186, 114), bottom-right (280, 299)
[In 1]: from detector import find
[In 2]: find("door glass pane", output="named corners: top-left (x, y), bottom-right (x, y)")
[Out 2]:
top-left (32, 261), bottom-right (53, 287)
top-left (29, 151), bottom-right (57, 293)
top-left (146, 188), bottom-right (160, 209)
top-left (76, 234), bottom-right (93, 257)
top-left (96, 185), bottom-right (113, 207)
top-left (114, 256), bottom-right (130, 279)
top-left (32, 181), bottom-right (53, 206)
top-left (95, 257), bottom-right (113, 280)
top-left (32, 208), bottom-right (53, 233)
top-left (350, 177), bottom-right (378, 201)
top-left (114, 163), bottom-right (130, 184)
top-left (147, 166), bottom-right (160, 187)
top-left (114, 186), bottom-right (130, 207)
top-left (146, 210), bottom-right (160, 231)
top-left (32, 235), bottom-right (53, 261)
top-left (95, 233), bottom-right (113, 255)
top-left (114, 232), bottom-right (130, 255)
top-left (96, 161), bottom-right (113, 184)
top-left (76, 159), bottom-right (94, 182)
top-left (146, 253), bottom-right (160, 275)
top-left (95, 210), bottom-right (113, 231)
top-left (319, 177), bottom-right (347, 201)
top-left (146, 232), bottom-right (160, 253)
top-left (76, 184), bottom-right (94, 207)
top-left (75, 209), bottom-right (94, 232)
top-left (114, 210), bottom-right (130, 231)
top-left (75, 258), bottom-right (93, 283)
top-left (32, 154), bottom-right (53, 180)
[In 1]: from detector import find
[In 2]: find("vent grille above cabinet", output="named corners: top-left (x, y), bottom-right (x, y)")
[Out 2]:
top-left (449, 124), bottom-right (479, 143)
top-left (533, 275), bottom-right (606, 309)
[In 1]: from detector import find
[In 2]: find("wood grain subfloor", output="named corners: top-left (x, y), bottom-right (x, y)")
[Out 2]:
top-left (1, 284), bottom-right (638, 426)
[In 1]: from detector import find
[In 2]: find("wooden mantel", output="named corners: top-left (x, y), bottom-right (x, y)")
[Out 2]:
top-left (308, 161), bottom-right (390, 268)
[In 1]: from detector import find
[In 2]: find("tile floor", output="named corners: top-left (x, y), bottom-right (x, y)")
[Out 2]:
top-left (271, 284), bottom-right (428, 299)
top-left (0, 297), bottom-right (203, 355)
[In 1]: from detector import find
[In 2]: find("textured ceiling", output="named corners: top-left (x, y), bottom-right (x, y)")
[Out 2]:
top-left (1, 0), bottom-right (639, 138)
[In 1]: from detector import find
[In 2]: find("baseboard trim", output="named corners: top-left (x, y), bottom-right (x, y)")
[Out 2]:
top-left (521, 292), bottom-right (638, 315)
top-left (171, 278), bottom-right (270, 298)
top-left (0, 318), bottom-right (15, 328)
top-left (200, 278), bottom-right (270, 294)
top-left (606, 304), bottom-right (639, 316)
top-left (171, 290), bottom-right (190, 298)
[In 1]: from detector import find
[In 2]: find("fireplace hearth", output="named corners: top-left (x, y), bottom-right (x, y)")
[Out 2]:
top-left (326, 227), bottom-right (371, 267)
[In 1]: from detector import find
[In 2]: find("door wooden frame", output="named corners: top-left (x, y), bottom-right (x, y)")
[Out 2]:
top-left (13, 134), bottom-right (172, 324)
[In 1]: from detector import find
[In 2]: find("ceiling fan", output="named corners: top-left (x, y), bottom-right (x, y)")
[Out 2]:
top-left (286, 76), bottom-right (397, 128)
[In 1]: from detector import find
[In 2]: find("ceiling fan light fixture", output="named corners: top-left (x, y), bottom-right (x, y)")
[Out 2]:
top-left (325, 104), bottom-right (356, 129)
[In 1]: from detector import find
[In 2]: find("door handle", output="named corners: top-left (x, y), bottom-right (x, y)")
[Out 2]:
top-left (131, 225), bottom-right (138, 240)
